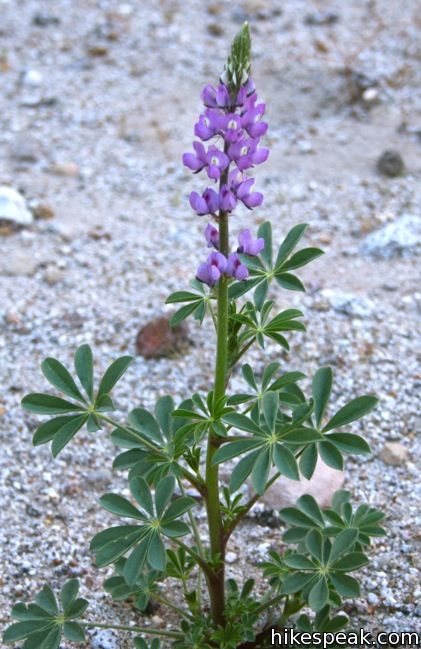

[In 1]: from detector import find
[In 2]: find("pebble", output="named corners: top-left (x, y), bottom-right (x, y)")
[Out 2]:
top-left (360, 215), bottom-right (421, 260)
top-left (51, 161), bottom-right (80, 177)
top-left (10, 137), bottom-right (39, 163)
top-left (0, 186), bottom-right (33, 226)
top-left (43, 266), bottom-right (65, 286)
top-left (135, 314), bottom-right (190, 359)
top-left (380, 442), bottom-right (409, 466)
top-left (31, 202), bottom-right (55, 220)
top-left (0, 251), bottom-right (38, 277)
top-left (377, 150), bottom-right (405, 177)
top-left (304, 11), bottom-right (339, 25)
top-left (91, 630), bottom-right (119, 649)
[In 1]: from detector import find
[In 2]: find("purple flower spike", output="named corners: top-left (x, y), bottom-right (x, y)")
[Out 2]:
top-left (205, 223), bottom-right (219, 248)
top-left (236, 178), bottom-right (264, 209)
top-left (189, 188), bottom-right (220, 216)
top-left (228, 138), bottom-right (269, 171)
top-left (242, 95), bottom-right (268, 138)
top-left (222, 113), bottom-right (242, 143)
top-left (196, 251), bottom-right (227, 287)
top-left (237, 229), bottom-right (265, 256)
top-left (226, 252), bottom-right (249, 281)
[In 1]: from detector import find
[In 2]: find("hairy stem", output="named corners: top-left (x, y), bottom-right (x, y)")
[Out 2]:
top-left (205, 205), bottom-right (230, 626)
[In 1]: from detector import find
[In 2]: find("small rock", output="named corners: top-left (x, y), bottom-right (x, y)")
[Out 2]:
top-left (10, 136), bottom-right (39, 163)
top-left (25, 504), bottom-right (42, 517)
top-left (21, 69), bottom-right (43, 87)
top-left (305, 11), bottom-right (339, 25)
top-left (32, 202), bottom-right (55, 220)
top-left (380, 442), bottom-right (409, 466)
top-left (0, 186), bottom-right (33, 227)
top-left (136, 314), bottom-right (190, 359)
top-left (43, 266), bottom-right (64, 286)
top-left (151, 615), bottom-right (164, 627)
top-left (377, 150), bottom-right (404, 177)
top-left (323, 290), bottom-right (375, 318)
top-left (259, 459), bottom-right (344, 510)
top-left (0, 406), bottom-right (6, 417)
top-left (87, 44), bottom-right (109, 57)
top-left (32, 12), bottom-right (60, 26)
top-left (0, 251), bottom-right (38, 277)
top-left (207, 23), bottom-right (224, 36)
top-left (226, 551), bottom-right (238, 564)
top-left (360, 215), bottom-right (421, 260)
top-left (362, 87), bottom-right (380, 105)
top-left (91, 630), bottom-right (119, 649)
top-left (51, 162), bottom-right (80, 177)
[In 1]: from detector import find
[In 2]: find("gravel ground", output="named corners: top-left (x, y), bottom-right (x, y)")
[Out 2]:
top-left (0, 0), bottom-right (420, 646)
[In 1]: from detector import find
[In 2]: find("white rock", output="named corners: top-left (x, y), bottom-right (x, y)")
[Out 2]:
top-left (360, 215), bottom-right (421, 260)
top-left (322, 289), bottom-right (376, 318)
top-left (0, 186), bottom-right (33, 226)
top-left (91, 630), bottom-right (119, 649)
top-left (380, 442), bottom-right (409, 466)
top-left (0, 251), bottom-right (38, 277)
top-left (260, 458), bottom-right (344, 510)
top-left (21, 69), bottom-right (43, 87)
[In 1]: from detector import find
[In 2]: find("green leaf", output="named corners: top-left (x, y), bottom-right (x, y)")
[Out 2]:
top-left (128, 409), bottom-right (163, 445)
top-left (129, 477), bottom-right (154, 516)
top-left (60, 579), bottom-right (79, 611)
top-left (251, 448), bottom-right (271, 495)
top-left (229, 277), bottom-right (260, 299)
top-left (309, 577), bottom-right (329, 611)
top-left (230, 450), bottom-right (260, 493)
top-left (279, 508), bottom-right (316, 528)
top-left (281, 572), bottom-right (313, 595)
top-left (63, 622), bottom-right (85, 642)
top-left (221, 412), bottom-right (261, 434)
top-left (22, 394), bottom-right (83, 415)
top-left (154, 476), bottom-right (175, 517)
top-left (148, 533), bottom-right (166, 571)
top-left (333, 552), bottom-right (369, 571)
top-left (299, 444), bottom-right (318, 479)
top-left (97, 355), bottom-right (133, 398)
top-left (323, 396), bottom-right (378, 431)
top-left (74, 344), bottom-right (94, 400)
top-left (100, 494), bottom-right (144, 520)
top-left (160, 520), bottom-right (190, 538)
top-left (329, 573), bottom-right (360, 598)
top-left (124, 535), bottom-right (151, 585)
top-left (3, 621), bottom-right (53, 644)
top-left (284, 554), bottom-right (315, 570)
top-left (319, 441), bottom-right (344, 470)
top-left (254, 280), bottom-right (269, 310)
top-left (275, 223), bottom-right (308, 268)
top-left (163, 496), bottom-right (195, 521)
top-left (32, 416), bottom-right (80, 447)
top-left (154, 396), bottom-right (174, 436)
top-left (257, 221), bottom-right (272, 267)
top-left (39, 626), bottom-right (61, 649)
top-left (169, 302), bottom-right (199, 326)
top-left (41, 358), bottom-right (85, 403)
top-left (275, 273), bottom-right (305, 292)
top-left (35, 586), bottom-right (58, 615)
top-left (273, 445), bottom-right (299, 480)
top-left (166, 291), bottom-right (202, 304)
top-left (329, 529), bottom-right (359, 564)
top-left (305, 530), bottom-right (324, 562)
top-left (213, 439), bottom-right (261, 465)
top-left (312, 367), bottom-right (333, 428)
top-left (296, 495), bottom-right (325, 526)
top-left (262, 391), bottom-right (279, 432)
top-left (281, 247), bottom-right (324, 271)
top-left (51, 414), bottom-right (88, 457)
top-left (242, 364), bottom-right (258, 390)
top-left (90, 525), bottom-right (141, 552)
top-left (326, 433), bottom-right (371, 454)
top-left (282, 428), bottom-right (322, 444)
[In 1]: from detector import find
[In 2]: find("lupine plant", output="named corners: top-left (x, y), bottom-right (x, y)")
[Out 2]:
top-left (3, 24), bottom-right (385, 649)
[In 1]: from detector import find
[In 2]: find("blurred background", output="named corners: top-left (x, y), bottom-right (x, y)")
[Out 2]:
top-left (0, 0), bottom-right (420, 646)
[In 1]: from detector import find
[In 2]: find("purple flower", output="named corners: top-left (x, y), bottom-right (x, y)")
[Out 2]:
top-left (237, 229), bottom-right (265, 256)
top-left (226, 252), bottom-right (249, 281)
top-left (228, 137), bottom-right (269, 171)
top-left (219, 184), bottom-right (237, 212)
top-left (183, 141), bottom-right (207, 173)
top-left (236, 178), bottom-right (264, 209)
top-left (205, 146), bottom-right (230, 180)
top-left (194, 109), bottom-right (222, 141)
top-left (205, 223), bottom-right (219, 248)
top-left (189, 188), bottom-right (220, 215)
top-left (235, 78), bottom-right (256, 107)
top-left (241, 95), bottom-right (268, 138)
top-left (222, 113), bottom-right (242, 143)
top-left (201, 83), bottom-right (231, 108)
top-left (196, 251), bottom-right (227, 286)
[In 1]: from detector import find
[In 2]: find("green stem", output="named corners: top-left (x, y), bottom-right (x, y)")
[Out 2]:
top-left (172, 538), bottom-right (215, 581)
top-left (152, 591), bottom-right (193, 621)
top-left (205, 209), bottom-right (230, 627)
top-left (78, 621), bottom-right (181, 639)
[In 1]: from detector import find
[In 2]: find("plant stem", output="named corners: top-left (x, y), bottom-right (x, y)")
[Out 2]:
top-left (78, 621), bottom-right (181, 639)
top-left (172, 539), bottom-right (215, 581)
top-left (205, 206), bottom-right (230, 627)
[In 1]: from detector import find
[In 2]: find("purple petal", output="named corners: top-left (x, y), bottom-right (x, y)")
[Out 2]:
top-left (243, 191), bottom-right (264, 209)
top-left (205, 223), bottom-right (219, 248)
top-left (189, 191), bottom-right (208, 215)
top-left (182, 153), bottom-right (202, 172)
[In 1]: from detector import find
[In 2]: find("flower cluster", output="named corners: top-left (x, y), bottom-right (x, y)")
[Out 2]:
top-left (183, 77), bottom-right (269, 286)
top-left (197, 228), bottom-right (264, 286)
top-left (183, 79), bottom-right (268, 218)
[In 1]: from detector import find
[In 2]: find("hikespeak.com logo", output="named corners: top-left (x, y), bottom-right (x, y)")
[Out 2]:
top-left (271, 628), bottom-right (420, 648)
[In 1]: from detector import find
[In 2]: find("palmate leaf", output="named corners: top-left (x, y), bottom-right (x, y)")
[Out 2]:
top-left (3, 580), bottom-right (88, 648)
top-left (22, 345), bottom-right (133, 457)
top-left (166, 280), bottom-right (208, 326)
